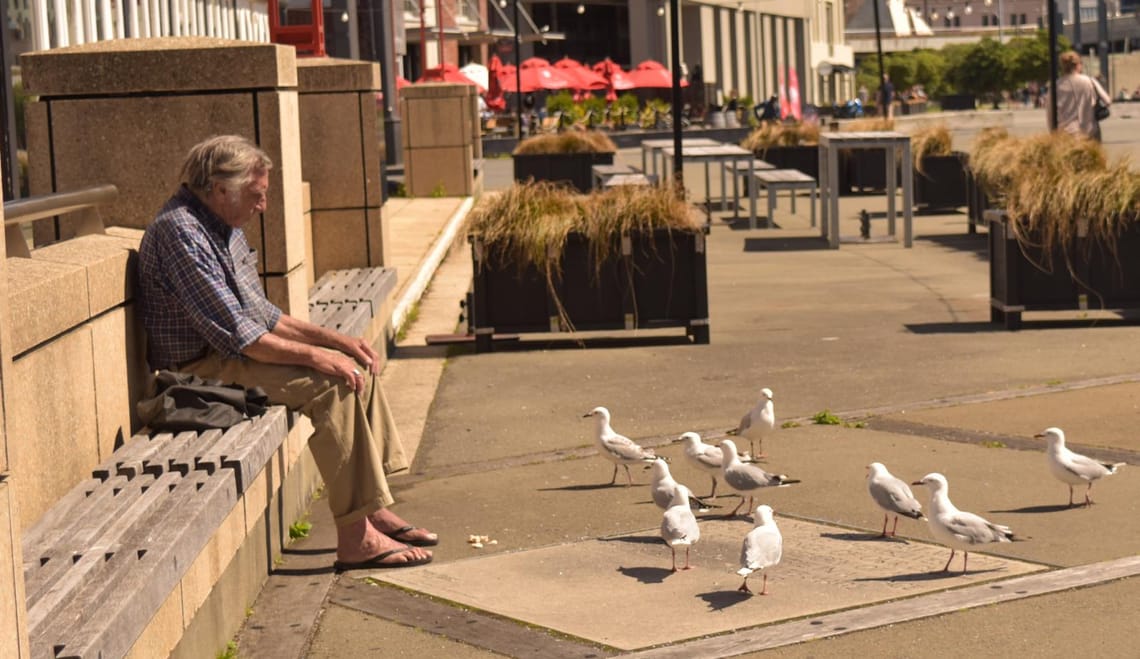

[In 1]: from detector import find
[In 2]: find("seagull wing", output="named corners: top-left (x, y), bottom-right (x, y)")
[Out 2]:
top-left (735, 411), bottom-right (753, 435)
top-left (724, 462), bottom-right (779, 491)
top-left (1063, 451), bottom-right (1116, 481)
top-left (943, 511), bottom-right (1013, 545)
top-left (870, 476), bottom-right (923, 518)
top-left (662, 507), bottom-right (700, 546)
top-left (692, 445), bottom-right (723, 471)
top-left (602, 433), bottom-right (654, 463)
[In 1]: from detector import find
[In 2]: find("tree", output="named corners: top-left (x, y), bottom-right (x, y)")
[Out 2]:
top-left (1007, 30), bottom-right (1072, 88)
top-left (911, 49), bottom-right (947, 98)
top-left (946, 39), bottom-right (1009, 102)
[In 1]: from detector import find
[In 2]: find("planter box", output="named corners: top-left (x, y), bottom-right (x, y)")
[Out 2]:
top-left (469, 228), bottom-right (710, 351)
top-left (989, 211), bottom-right (1140, 329)
top-left (844, 149), bottom-right (896, 194)
top-left (966, 167), bottom-right (994, 234)
top-left (914, 152), bottom-right (968, 211)
top-left (513, 152), bottom-right (615, 193)
top-left (758, 146), bottom-right (819, 179)
top-left (940, 94), bottom-right (977, 111)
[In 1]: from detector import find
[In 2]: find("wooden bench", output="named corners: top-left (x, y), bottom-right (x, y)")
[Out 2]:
top-left (602, 173), bottom-right (655, 188)
top-left (753, 169), bottom-right (818, 228)
top-left (17, 207), bottom-right (397, 657)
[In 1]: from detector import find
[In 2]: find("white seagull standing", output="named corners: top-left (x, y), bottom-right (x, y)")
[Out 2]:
top-left (1036, 427), bottom-right (1126, 507)
top-left (584, 406), bottom-right (656, 486)
top-left (912, 473), bottom-right (1015, 573)
top-left (729, 388), bottom-right (775, 458)
top-left (737, 504), bottom-right (782, 595)
top-left (650, 457), bottom-right (713, 511)
top-left (866, 462), bottom-right (924, 537)
top-left (719, 439), bottom-right (800, 517)
top-left (661, 483), bottom-right (701, 571)
top-left (680, 432), bottom-right (728, 498)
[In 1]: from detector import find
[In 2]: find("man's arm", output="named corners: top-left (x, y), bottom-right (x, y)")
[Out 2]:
top-left (239, 314), bottom-right (382, 393)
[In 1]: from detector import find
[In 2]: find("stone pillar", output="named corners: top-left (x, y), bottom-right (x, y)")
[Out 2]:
top-left (401, 83), bottom-right (481, 198)
top-left (20, 37), bottom-right (309, 319)
top-left (0, 192), bottom-right (32, 657)
top-left (296, 57), bottom-right (389, 280)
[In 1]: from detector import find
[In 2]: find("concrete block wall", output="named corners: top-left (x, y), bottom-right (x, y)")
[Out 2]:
top-left (297, 58), bottom-right (390, 280)
top-left (21, 37), bottom-right (309, 321)
top-left (0, 202), bottom-right (32, 658)
top-left (401, 83), bottom-right (481, 198)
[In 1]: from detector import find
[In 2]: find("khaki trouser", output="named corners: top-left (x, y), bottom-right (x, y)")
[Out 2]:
top-left (183, 353), bottom-right (408, 526)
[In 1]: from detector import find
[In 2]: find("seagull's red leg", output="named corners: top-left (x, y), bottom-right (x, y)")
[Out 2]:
top-left (942, 549), bottom-right (956, 572)
top-left (880, 514), bottom-right (889, 537)
top-left (737, 577), bottom-right (751, 593)
top-left (890, 515), bottom-right (900, 537)
top-left (759, 573), bottom-right (769, 596)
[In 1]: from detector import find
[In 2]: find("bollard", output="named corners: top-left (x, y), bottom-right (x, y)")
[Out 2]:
top-left (859, 209), bottom-right (871, 239)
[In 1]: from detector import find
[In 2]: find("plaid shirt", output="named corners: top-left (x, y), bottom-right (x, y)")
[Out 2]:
top-left (138, 186), bottom-right (281, 369)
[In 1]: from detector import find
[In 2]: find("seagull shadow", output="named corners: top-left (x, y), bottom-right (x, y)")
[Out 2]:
top-left (854, 567), bottom-right (1004, 583)
top-left (820, 532), bottom-right (911, 544)
top-left (696, 590), bottom-right (753, 611)
top-left (989, 504), bottom-right (1076, 514)
top-left (617, 566), bottom-right (673, 584)
top-left (599, 535), bottom-right (661, 545)
top-left (536, 483), bottom-right (639, 492)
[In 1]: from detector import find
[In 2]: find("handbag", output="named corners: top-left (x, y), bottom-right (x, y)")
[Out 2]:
top-left (137, 370), bottom-right (270, 432)
top-left (1095, 96), bottom-right (1111, 122)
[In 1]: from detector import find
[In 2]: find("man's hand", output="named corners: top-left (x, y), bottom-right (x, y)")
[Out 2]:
top-left (310, 348), bottom-right (368, 393)
top-left (341, 336), bottom-right (382, 375)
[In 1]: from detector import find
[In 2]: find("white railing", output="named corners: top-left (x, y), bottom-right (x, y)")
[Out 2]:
top-left (29, 0), bottom-right (271, 51)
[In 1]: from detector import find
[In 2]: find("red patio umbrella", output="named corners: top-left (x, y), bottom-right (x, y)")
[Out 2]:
top-left (489, 57), bottom-right (572, 94)
top-left (418, 63), bottom-right (486, 93)
top-left (553, 57), bottom-right (607, 92)
top-left (627, 60), bottom-right (689, 89)
top-left (592, 58), bottom-right (635, 102)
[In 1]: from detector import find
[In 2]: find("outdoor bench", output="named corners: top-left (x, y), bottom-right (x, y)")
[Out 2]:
top-left (753, 169), bottom-right (818, 229)
top-left (8, 185), bottom-right (398, 657)
top-left (591, 163), bottom-right (637, 189)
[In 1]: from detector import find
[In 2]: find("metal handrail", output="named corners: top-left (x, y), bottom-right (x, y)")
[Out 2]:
top-left (4, 184), bottom-right (118, 226)
top-left (4, 184), bottom-right (118, 258)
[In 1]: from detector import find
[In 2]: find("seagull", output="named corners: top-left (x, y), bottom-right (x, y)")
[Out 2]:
top-left (649, 458), bottom-right (713, 510)
top-left (680, 432), bottom-right (727, 498)
top-left (912, 473), bottom-right (1015, 574)
top-left (737, 504), bottom-right (782, 595)
top-left (1035, 427), bottom-right (1126, 507)
top-left (719, 439), bottom-right (800, 517)
top-left (584, 406), bottom-right (656, 487)
top-left (661, 483), bottom-right (701, 571)
top-left (866, 462), bottom-right (924, 537)
top-left (728, 388), bottom-right (775, 458)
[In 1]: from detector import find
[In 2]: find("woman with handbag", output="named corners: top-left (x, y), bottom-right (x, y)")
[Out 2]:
top-left (1051, 50), bottom-right (1112, 141)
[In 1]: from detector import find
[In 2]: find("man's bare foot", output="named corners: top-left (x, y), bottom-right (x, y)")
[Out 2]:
top-left (368, 507), bottom-right (439, 546)
top-left (336, 517), bottom-right (432, 564)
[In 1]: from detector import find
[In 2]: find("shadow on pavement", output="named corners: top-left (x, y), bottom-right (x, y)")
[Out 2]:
top-left (903, 321), bottom-right (1004, 334)
top-left (270, 565), bottom-right (337, 576)
top-left (537, 483), bottom-right (624, 492)
top-left (854, 567), bottom-right (1004, 583)
top-left (463, 335), bottom-right (694, 353)
top-left (916, 232), bottom-right (988, 260)
top-left (743, 236), bottom-right (831, 252)
top-left (819, 531), bottom-right (911, 544)
top-left (720, 217), bottom-right (782, 231)
top-left (696, 590), bottom-right (753, 611)
top-left (990, 503), bottom-right (1077, 514)
top-left (617, 565), bottom-right (674, 584)
top-left (906, 318), bottom-right (1139, 334)
top-left (601, 535), bottom-right (661, 545)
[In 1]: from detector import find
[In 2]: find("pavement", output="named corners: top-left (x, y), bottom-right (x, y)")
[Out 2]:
top-left (238, 108), bottom-right (1140, 658)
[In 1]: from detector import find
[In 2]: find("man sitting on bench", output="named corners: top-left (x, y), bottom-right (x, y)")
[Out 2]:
top-left (137, 135), bottom-right (437, 571)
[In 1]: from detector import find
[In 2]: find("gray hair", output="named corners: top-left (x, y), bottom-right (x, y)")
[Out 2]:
top-left (180, 135), bottom-right (273, 195)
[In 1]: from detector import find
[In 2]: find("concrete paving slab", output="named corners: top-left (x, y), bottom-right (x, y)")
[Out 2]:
top-left (879, 381), bottom-right (1140, 453)
top-left (307, 603), bottom-right (502, 659)
top-left (368, 515), bottom-right (1043, 651)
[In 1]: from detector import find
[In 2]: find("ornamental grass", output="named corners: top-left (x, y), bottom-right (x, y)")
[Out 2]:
top-left (840, 117), bottom-right (896, 132)
top-left (512, 130), bottom-right (617, 155)
top-left (740, 122), bottom-right (822, 154)
top-left (466, 181), bottom-right (701, 332)
top-left (969, 129), bottom-right (1140, 276)
top-left (908, 123), bottom-right (954, 175)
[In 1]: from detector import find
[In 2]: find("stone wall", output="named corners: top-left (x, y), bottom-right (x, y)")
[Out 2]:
top-left (401, 83), bottom-right (482, 198)
top-left (297, 58), bottom-right (389, 280)
top-left (21, 37), bottom-right (309, 320)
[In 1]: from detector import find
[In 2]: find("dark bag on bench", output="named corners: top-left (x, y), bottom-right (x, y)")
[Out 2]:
top-left (137, 370), bottom-right (270, 432)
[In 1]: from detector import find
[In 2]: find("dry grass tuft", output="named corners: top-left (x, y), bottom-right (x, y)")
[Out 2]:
top-left (512, 131), bottom-right (617, 155)
top-left (909, 123), bottom-right (954, 174)
top-left (970, 130), bottom-right (1140, 277)
top-left (741, 122), bottom-right (821, 154)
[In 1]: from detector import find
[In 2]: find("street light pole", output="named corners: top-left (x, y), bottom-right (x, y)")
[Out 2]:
top-left (514, 0), bottom-right (523, 140)
top-left (669, 0), bottom-right (683, 192)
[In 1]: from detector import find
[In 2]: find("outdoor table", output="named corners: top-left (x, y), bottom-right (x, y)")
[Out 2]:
top-left (591, 163), bottom-right (636, 189)
top-left (641, 137), bottom-right (721, 182)
top-left (818, 132), bottom-right (914, 248)
top-left (661, 144), bottom-right (758, 228)
top-left (603, 173), bottom-right (654, 187)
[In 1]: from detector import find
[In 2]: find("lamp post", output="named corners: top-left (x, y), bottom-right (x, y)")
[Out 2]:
top-left (669, 0), bottom-right (682, 191)
top-left (514, 0), bottom-right (523, 140)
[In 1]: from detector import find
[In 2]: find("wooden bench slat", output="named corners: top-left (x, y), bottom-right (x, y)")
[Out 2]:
top-left (217, 407), bottom-right (290, 494)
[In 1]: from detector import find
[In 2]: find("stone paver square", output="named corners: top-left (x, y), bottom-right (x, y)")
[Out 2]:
top-left (371, 516), bottom-right (1045, 651)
